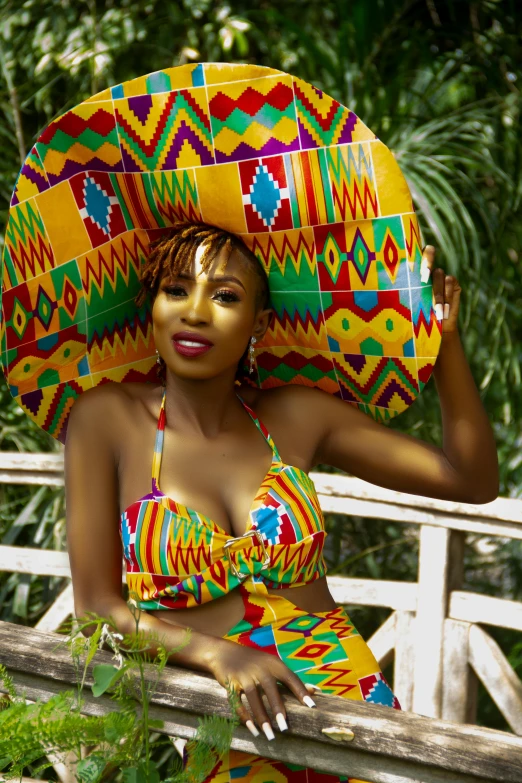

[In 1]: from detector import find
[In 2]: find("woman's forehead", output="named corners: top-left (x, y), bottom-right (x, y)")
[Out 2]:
top-left (160, 243), bottom-right (254, 283)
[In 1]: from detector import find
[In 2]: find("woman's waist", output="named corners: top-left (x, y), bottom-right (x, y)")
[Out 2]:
top-left (144, 576), bottom-right (337, 638)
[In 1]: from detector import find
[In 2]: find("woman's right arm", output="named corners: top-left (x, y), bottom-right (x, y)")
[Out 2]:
top-left (64, 386), bottom-right (314, 736)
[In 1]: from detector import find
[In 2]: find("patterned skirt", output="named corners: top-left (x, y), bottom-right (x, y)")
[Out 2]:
top-left (174, 578), bottom-right (401, 782)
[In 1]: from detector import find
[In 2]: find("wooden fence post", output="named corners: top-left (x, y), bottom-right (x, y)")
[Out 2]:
top-left (412, 525), bottom-right (450, 717)
top-left (394, 610), bottom-right (416, 711)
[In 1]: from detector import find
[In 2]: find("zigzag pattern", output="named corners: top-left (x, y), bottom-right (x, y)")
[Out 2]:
top-left (11, 146), bottom-right (49, 206)
top-left (266, 304), bottom-right (327, 350)
top-left (4, 201), bottom-right (55, 285)
top-left (149, 170), bottom-right (201, 225)
top-left (246, 229), bottom-right (317, 285)
top-left (333, 355), bottom-right (419, 411)
top-left (294, 79), bottom-right (360, 149)
top-left (115, 90), bottom-right (214, 171)
top-left (314, 661), bottom-right (359, 697)
top-left (78, 232), bottom-right (149, 302)
top-left (36, 106), bottom-right (122, 184)
top-left (208, 79), bottom-right (299, 162)
top-left (86, 311), bottom-right (152, 371)
top-left (327, 143), bottom-right (379, 222)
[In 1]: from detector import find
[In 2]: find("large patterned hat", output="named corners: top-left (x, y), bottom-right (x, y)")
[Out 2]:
top-left (0, 62), bottom-right (441, 442)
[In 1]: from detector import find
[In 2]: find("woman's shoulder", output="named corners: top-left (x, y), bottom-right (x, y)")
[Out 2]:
top-left (238, 383), bottom-right (330, 427)
top-left (66, 382), bottom-right (163, 441)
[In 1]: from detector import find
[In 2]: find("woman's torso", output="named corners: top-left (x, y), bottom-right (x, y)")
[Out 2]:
top-left (114, 382), bottom-right (337, 637)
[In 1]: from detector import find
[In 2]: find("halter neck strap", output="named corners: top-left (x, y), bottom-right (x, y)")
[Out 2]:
top-left (151, 388), bottom-right (282, 492)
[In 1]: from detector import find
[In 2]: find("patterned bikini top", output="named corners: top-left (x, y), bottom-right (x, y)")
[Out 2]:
top-left (119, 388), bottom-right (328, 610)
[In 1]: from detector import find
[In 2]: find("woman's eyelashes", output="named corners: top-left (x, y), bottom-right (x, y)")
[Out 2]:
top-left (163, 285), bottom-right (240, 303)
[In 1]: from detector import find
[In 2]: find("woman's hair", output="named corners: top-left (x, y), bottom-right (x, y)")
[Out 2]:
top-left (136, 221), bottom-right (271, 382)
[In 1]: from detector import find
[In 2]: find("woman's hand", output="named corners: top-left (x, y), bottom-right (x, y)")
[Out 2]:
top-left (422, 245), bottom-right (462, 335)
top-left (207, 640), bottom-right (317, 740)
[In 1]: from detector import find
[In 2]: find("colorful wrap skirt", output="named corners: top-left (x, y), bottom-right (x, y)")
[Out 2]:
top-left (173, 578), bottom-right (401, 782)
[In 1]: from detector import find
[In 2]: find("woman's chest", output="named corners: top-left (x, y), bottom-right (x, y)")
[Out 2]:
top-left (119, 426), bottom-right (291, 536)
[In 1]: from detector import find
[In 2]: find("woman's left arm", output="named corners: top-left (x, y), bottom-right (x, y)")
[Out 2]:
top-left (430, 246), bottom-right (499, 503)
top-left (297, 246), bottom-right (499, 505)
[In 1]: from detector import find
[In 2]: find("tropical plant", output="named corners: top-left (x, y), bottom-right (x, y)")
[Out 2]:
top-left (0, 594), bottom-right (242, 782)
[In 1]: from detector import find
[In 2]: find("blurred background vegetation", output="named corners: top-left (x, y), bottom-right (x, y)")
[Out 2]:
top-left (0, 0), bottom-right (520, 766)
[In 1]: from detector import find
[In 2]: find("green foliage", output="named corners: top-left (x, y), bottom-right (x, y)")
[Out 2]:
top-left (0, 594), bottom-right (243, 782)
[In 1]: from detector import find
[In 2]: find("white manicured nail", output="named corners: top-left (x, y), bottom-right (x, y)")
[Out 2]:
top-left (443, 303), bottom-right (450, 320)
top-left (420, 257), bottom-right (431, 283)
top-left (246, 720), bottom-right (260, 737)
top-left (262, 721), bottom-right (275, 740)
top-left (435, 303), bottom-right (444, 321)
top-left (276, 712), bottom-right (288, 731)
top-left (304, 682), bottom-right (322, 692)
top-left (303, 695), bottom-right (316, 708)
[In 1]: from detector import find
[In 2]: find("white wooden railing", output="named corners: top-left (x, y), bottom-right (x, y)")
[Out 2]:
top-left (1, 452), bottom-right (521, 781)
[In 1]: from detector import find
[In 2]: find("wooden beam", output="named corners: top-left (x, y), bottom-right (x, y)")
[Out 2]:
top-left (366, 611), bottom-right (396, 670)
top-left (450, 591), bottom-right (522, 632)
top-left (35, 583), bottom-right (74, 633)
top-left (312, 472), bottom-right (520, 526)
top-left (327, 576), bottom-right (417, 611)
top-left (316, 492), bottom-right (522, 540)
top-left (442, 619), bottom-right (471, 724)
top-left (468, 624), bottom-right (522, 735)
top-left (0, 621), bottom-right (521, 783)
top-left (394, 611), bottom-right (416, 712)
top-left (412, 526), bottom-right (450, 718)
top-left (0, 545), bottom-right (71, 578)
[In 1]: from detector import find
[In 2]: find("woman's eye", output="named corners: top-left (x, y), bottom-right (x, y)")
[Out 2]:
top-left (215, 289), bottom-right (240, 303)
top-left (164, 286), bottom-right (187, 297)
top-left (163, 286), bottom-right (239, 302)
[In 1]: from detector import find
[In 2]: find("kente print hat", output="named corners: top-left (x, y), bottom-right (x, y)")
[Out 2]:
top-left (0, 62), bottom-right (442, 443)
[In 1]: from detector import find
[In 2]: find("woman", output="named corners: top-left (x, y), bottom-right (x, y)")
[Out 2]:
top-left (65, 219), bottom-right (499, 782)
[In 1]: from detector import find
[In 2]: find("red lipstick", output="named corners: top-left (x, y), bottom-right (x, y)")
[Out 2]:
top-left (172, 331), bottom-right (214, 358)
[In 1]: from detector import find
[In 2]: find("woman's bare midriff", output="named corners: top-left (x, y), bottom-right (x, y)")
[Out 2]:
top-left (146, 575), bottom-right (337, 638)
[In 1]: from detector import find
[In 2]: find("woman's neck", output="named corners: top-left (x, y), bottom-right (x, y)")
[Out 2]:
top-left (161, 370), bottom-right (243, 438)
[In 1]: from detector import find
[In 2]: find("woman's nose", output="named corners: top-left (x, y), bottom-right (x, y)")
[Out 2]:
top-left (181, 289), bottom-right (211, 324)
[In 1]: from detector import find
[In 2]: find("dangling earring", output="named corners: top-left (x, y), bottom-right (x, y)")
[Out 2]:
top-left (248, 336), bottom-right (257, 374)
top-left (155, 349), bottom-right (166, 387)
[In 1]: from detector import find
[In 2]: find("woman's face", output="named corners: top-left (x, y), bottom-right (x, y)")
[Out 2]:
top-left (152, 243), bottom-right (272, 382)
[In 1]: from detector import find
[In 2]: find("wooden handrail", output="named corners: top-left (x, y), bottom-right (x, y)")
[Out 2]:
top-left (0, 620), bottom-right (521, 783)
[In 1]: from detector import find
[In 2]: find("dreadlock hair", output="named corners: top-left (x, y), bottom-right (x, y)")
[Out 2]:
top-left (135, 221), bottom-right (271, 383)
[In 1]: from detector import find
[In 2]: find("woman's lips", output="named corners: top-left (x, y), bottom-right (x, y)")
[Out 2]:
top-left (172, 338), bottom-right (213, 357)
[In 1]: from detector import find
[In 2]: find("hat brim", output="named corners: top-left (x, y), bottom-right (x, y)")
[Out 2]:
top-left (1, 62), bottom-right (441, 442)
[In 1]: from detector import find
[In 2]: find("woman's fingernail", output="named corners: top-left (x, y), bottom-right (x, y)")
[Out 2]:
top-left (443, 303), bottom-right (450, 320)
top-left (435, 303), bottom-right (444, 321)
top-left (303, 695), bottom-right (316, 708)
top-left (246, 720), bottom-right (260, 737)
top-left (262, 722), bottom-right (275, 740)
top-left (420, 257), bottom-right (431, 283)
top-left (304, 682), bottom-right (322, 692)
top-left (275, 712), bottom-right (288, 732)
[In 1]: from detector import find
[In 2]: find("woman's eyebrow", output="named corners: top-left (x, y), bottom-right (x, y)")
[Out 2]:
top-left (174, 272), bottom-right (246, 291)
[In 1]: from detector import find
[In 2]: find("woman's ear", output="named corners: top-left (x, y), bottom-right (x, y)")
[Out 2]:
top-left (253, 306), bottom-right (274, 342)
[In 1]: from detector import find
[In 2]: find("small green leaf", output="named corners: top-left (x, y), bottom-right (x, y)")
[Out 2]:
top-left (122, 767), bottom-right (147, 783)
top-left (91, 663), bottom-right (124, 697)
top-left (147, 718), bottom-right (165, 730)
top-left (77, 752), bottom-right (107, 782)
